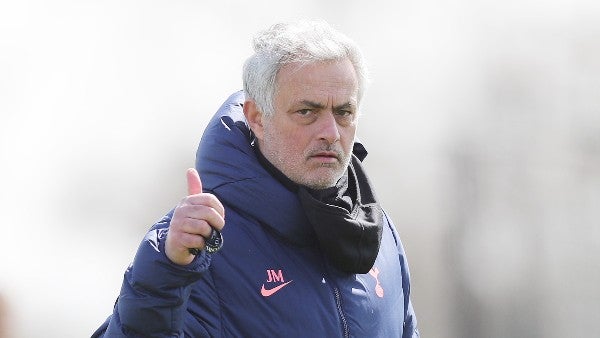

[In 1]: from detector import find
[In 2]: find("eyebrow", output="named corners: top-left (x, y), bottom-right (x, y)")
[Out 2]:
top-left (299, 100), bottom-right (356, 111)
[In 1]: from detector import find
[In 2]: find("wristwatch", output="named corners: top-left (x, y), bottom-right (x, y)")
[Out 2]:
top-left (188, 228), bottom-right (223, 255)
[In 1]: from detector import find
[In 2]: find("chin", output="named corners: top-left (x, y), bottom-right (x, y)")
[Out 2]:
top-left (304, 182), bottom-right (335, 190)
top-left (303, 175), bottom-right (340, 190)
top-left (293, 166), bottom-right (345, 189)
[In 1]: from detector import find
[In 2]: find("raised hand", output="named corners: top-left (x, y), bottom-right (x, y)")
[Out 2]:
top-left (165, 168), bottom-right (225, 265)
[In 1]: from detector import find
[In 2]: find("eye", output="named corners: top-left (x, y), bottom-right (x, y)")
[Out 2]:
top-left (335, 110), bottom-right (355, 120)
top-left (291, 108), bottom-right (318, 124)
top-left (334, 110), bottom-right (356, 126)
top-left (296, 109), bottom-right (314, 116)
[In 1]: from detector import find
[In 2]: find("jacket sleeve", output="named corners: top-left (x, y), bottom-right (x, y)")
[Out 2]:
top-left (383, 212), bottom-right (420, 338)
top-left (92, 211), bottom-right (211, 337)
top-left (399, 235), bottom-right (419, 338)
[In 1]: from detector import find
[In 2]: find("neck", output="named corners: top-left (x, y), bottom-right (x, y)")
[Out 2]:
top-left (254, 146), bottom-right (300, 192)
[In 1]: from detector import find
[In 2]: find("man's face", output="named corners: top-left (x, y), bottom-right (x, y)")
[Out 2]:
top-left (257, 58), bottom-right (359, 189)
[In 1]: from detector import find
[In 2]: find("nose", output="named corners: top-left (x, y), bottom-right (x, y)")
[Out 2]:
top-left (317, 112), bottom-right (340, 145)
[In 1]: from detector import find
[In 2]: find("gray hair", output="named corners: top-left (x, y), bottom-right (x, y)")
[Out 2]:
top-left (242, 20), bottom-right (369, 117)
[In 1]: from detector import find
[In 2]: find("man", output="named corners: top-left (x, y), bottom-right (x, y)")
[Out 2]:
top-left (94, 20), bottom-right (419, 337)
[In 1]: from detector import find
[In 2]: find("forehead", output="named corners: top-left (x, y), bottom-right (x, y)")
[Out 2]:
top-left (274, 59), bottom-right (358, 105)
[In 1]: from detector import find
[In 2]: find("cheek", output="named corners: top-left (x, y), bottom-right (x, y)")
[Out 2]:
top-left (341, 127), bottom-right (356, 149)
top-left (281, 127), bottom-right (311, 152)
top-left (266, 126), bottom-right (304, 160)
top-left (281, 137), bottom-right (305, 161)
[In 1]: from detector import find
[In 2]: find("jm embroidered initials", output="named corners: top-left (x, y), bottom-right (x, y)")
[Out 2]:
top-left (261, 269), bottom-right (293, 297)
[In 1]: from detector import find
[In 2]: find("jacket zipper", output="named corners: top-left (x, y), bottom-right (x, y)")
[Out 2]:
top-left (333, 285), bottom-right (349, 338)
top-left (321, 252), bottom-right (349, 337)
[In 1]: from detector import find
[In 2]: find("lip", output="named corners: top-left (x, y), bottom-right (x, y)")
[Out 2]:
top-left (309, 151), bottom-right (340, 162)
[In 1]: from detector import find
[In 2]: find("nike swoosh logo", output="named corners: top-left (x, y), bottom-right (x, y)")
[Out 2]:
top-left (260, 280), bottom-right (293, 297)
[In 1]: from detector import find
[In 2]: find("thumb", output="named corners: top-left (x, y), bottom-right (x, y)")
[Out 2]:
top-left (186, 168), bottom-right (202, 196)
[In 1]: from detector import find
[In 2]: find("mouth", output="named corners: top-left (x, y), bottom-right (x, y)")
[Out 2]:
top-left (309, 151), bottom-right (340, 164)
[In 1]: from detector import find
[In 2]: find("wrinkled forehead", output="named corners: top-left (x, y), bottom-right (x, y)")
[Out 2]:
top-left (274, 59), bottom-right (359, 106)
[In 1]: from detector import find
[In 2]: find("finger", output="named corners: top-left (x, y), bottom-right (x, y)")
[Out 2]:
top-left (178, 205), bottom-right (225, 231)
top-left (178, 232), bottom-right (208, 251)
top-left (185, 194), bottom-right (226, 219)
top-left (178, 217), bottom-right (217, 238)
top-left (186, 168), bottom-right (202, 196)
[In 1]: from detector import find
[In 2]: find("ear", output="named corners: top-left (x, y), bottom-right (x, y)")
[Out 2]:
top-left (243, 99), bottom-right (265, 141)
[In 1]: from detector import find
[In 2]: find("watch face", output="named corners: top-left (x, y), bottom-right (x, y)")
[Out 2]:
top-left (205, 229), bottom-right (224, 253)
top-left (188, 228), bottom-right (224, 255)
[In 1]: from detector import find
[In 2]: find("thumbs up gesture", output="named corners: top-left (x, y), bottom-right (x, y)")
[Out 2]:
top-left (166, 168), bottom-right (225, 265)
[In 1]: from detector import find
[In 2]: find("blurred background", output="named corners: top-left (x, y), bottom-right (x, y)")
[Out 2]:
top-left (1, 0), bottom-right (599, 337)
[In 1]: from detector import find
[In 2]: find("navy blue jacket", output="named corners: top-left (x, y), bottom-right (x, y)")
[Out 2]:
top-left (94, 91), bottom-right (419, 337)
